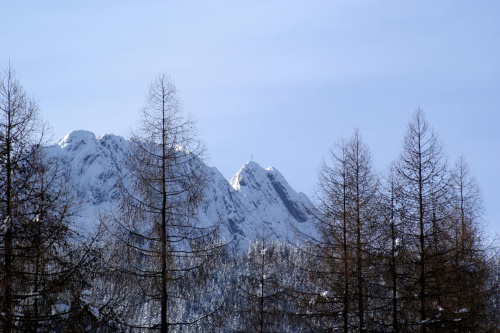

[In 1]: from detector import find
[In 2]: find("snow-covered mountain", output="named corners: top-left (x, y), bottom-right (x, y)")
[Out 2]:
top-left (45, 130), bottom-right (317, 249)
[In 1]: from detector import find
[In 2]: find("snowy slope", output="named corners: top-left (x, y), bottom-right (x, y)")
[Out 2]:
top-left (45, 131), bottom-right (316, 249)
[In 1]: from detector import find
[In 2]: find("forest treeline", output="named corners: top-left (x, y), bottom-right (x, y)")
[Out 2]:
top-left (1, 66), bottom-right (499, 332)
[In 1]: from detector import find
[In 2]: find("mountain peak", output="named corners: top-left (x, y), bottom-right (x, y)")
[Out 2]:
top-left (57, 130), bottom-right (97, 149)
top-left (230, 161), bottom-right (269, 192)
top-left (45, 133), bottom-right (316, 249)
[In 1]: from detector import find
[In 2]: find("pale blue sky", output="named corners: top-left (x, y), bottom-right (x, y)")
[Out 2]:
top-left (2, 1), bottom-right (499, 235)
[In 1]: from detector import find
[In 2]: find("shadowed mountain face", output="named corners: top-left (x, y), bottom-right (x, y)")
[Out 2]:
top-left (45, 131), bottom-right (317, 249)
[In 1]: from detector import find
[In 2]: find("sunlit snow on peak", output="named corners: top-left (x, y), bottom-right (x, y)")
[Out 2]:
top-left (45, 135), bottom-right (317, 250)
top-left (57, 130), bottom-right (97, 148)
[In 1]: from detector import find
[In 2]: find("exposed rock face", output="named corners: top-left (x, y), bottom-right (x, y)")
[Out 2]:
top-left (45, 131), bottom-right (316, 249)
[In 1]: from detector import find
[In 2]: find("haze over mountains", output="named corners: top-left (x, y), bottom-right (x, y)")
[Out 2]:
top-left (45, 130), bottom-right (317, 248)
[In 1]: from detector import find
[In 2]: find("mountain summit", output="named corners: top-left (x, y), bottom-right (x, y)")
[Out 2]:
top-left (45, 131), bottom-right (316, 249)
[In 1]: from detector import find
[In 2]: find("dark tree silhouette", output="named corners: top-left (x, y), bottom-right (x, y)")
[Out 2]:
top-left (106, 73), bottom-right (222, 332)
top-left (0, 65), bottom-right (93, 332)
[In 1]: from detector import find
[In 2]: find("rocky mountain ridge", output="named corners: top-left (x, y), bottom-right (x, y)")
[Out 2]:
top-left (45, 130), bottom-right (317, 249)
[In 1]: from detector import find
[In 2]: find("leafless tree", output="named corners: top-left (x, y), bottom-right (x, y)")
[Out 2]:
top-left (233, 225), bottom-right (286, 333)
top-left (106, 73), bottom-right (222, 332)
top-left (308, 130), bottom-right (379, 332)
top-left (442, 155), bottom-right (498, 331)
top-left (0, 64), bottom-right (93, 332)
top-left (394, 109), bottom-right (454, 332)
